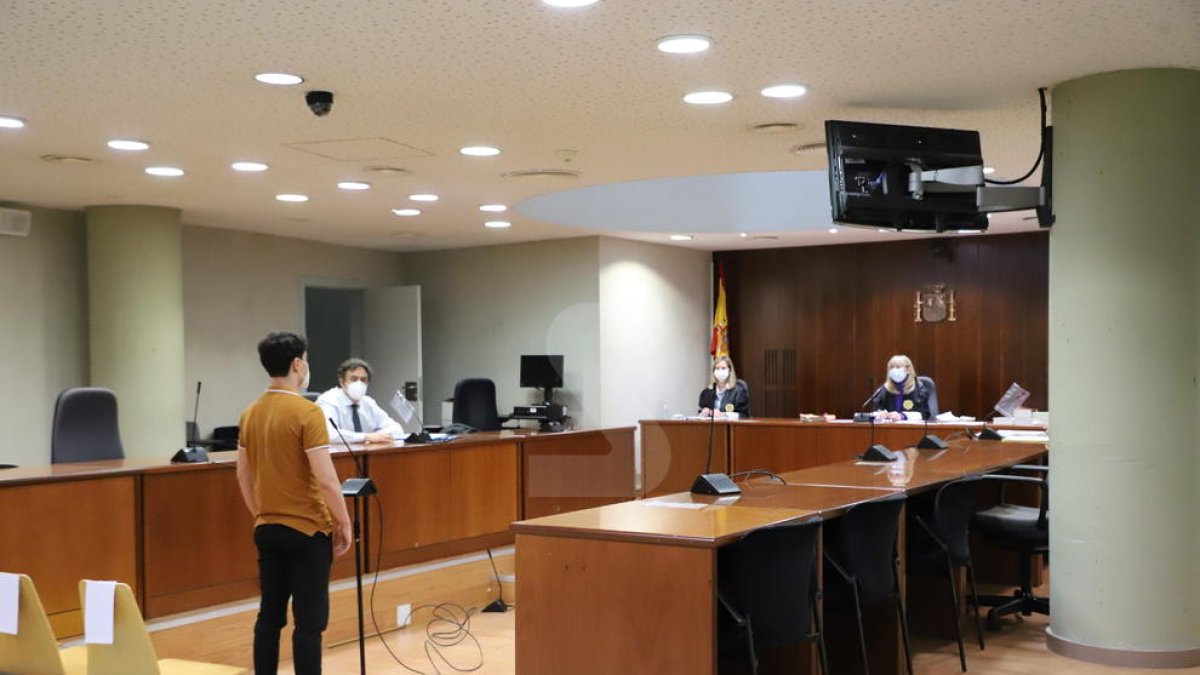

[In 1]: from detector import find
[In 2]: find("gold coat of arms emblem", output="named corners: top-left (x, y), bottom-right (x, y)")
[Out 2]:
top-left (915, 284), bottom-right (956, 323)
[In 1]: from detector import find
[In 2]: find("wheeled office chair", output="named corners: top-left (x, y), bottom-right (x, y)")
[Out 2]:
top-left (451, 378), bottom-right (505, 432)
top-left (211, 425), bottom-right (240, 451)
top-left (824, 492), bottom-right (913, 675)
top-left (717, 517), bottom-right (829, 675)
top-left (908, 476), bottom-right (986, 671)
top-left (51, 387), bottom-right (124, 464)
top-left (917, 376), bottom-right (940, 418)
top-left (972, 465), bottom-right (1050, 628)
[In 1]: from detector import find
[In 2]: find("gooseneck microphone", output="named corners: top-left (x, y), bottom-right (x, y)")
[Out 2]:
top-left (330, 418), bottom-right (370, 481)
top-left (858, 384), bottom-right (897, 462)
top-left (974, 407), bottom-right (1004, 441)
top-left (917, 412), bottom-right (949, 450)
top-left (691, 382), bottom-right (741, 495)
top-left (171, 381), bottom-right (209, 463)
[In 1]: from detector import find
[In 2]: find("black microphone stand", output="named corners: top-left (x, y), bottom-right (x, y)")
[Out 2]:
top-left (974, 407), bottom-right (1004, 440)
top-left (331, 420), bottom-right (377, 675)
top-left (691, 383), bottom-right (741, 495)
top-left (917, 415), bottom-right (949, 449)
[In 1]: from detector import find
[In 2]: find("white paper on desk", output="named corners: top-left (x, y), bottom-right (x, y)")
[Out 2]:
top-left (935, 411), bottom-right (976, 423)
top-left (998, 430), bottom-right (1050, 443)
top-left (83, 580), bottom-right (116, 645)
top-left (0, 572), bottom-right (19, 635)
top-left (643, 499), bottom-right (705, 509)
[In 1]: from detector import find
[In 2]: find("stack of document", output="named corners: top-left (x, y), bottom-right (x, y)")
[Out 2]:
top-left (996, 429), bottom-right (1050, 443)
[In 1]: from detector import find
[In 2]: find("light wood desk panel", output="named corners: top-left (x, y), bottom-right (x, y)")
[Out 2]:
top-left (640, 420), bottom-right (731, 497)
top-left (519, 427), bottom-right (636, 519)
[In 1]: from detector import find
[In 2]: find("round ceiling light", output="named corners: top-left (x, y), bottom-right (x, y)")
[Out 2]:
top-left (655, 35), bottom-right (712, 54)
top-left (108, 139), bottom-right (150, 151)
top-left (276, 194), bottom-right (309, 202)
top-left (231, 161), bottom-right (269, 172)
top-left (828, 227), bottom-right (839, 234)
top-left (0, 116), bottom-right (27, 129)
top-left (484, 220), bottom-right (512, 229)
top-left (479, 204), bottom-right (508, 213)
top-left (337, 181), bottom-right (371, 190)
top-left (255, 73), bottom-right (304, 86)
top-left (460, 146), bottom-right (501, 157)
top-left (683, 91), bottom-right (732, 105)
top-left (145, 166), bottom-right (184, 177)
top-left (760, 83), bottom-right (808, 99)
top-left (670, 234), bottom-right (694, 241)
top-left (409, 194), bottom-right (439, 202)
top-left (542, 0), bottom-right (599, 6)
top-left (392, 208), bottom-right (422, 217)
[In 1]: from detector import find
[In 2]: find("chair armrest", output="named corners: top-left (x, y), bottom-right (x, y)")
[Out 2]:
top-left (717, 592), bottom-right (746, 627)
top-left (1010, 464), bottom-right (1048, 474)
top-left (823, 551), bottom-right (854, 584)
top-left (913, 514), bottom-right (948, 551)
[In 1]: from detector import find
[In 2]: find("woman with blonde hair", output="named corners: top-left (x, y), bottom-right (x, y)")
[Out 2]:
top-left (870, 354), bottom-right (937, 420)
top-left (698, 355), bottom-right (751, 418)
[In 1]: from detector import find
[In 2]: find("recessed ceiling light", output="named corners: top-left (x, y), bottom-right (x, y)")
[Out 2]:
top-left (760, 83), bottom-right (808, 99)
top-left (484, 221), bottom-right (512, 229)
top-left (0, 116), bottom-right (26, 129)
top-left (878, 228), bottom-right (892, 233)
top-left (655, 34), bottom-right (712, 54)
top-left (338, 181), bottom-right (371, 191)
top-left (276, 194), bottom-right (309, 202)
top-left (108, 139), bottom-right (150, 151)
top-left (739, 232), bottom-right (748, 238)
top-left (828, 227), bottom-right (839, 234)
top-left (409, 194), bottom-right (439, 202)
top-left (670, 234), bottom-right (694, 241)
top-left (479, 204), bottom-right (508, 213)
top-left (460, 146), bottom-right (501, 157)
top-left (144, 166), bottom-right (184, 177)
top-left (958, 229), bottom-right (985, 234)
top-left (683, 91), bottom-right (733, 105)
top-left (542, 0), bottom-right (599, 7)
top-left (983, 166), bottom-right (996, 175)
top-left (231, 161), bottom-right (269, 172)
top-left (392, 208), bottom-right (422, 217)
top-left (255, 72), bottom-right (304, 86)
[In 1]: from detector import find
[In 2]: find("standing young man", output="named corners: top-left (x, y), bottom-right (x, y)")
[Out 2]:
top-left (237, 332), bottom-right (353, 674)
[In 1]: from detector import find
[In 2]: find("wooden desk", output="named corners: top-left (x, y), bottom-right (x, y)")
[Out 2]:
top-left (517, 427), bottom-right (636, 519)
top-left (640, 419), bottom-right (731, 497)
top-left (514, 439), bottom-right (1049, 675)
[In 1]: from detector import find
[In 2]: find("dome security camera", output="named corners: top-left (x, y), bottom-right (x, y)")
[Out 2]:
top-left (305, 90), bottom-right (333, 117)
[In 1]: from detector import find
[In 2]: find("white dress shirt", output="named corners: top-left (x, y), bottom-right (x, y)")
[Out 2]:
top-left (316, 386), bottom-right (404, 444)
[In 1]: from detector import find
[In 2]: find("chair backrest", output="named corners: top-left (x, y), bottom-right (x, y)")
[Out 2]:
top-left (452, 378), bottom-right (501, 431)
top-left (302, 391), bottom-right (320, 403)
top-left (0, 574), bottom-right (69, 675)
top-left (211, 425), bottom-right (240, 451)
top-left (837, 492), bottom-right (907, 603)
top-left (934, 476), bottom-right (983, 563)
top-left (917, 376), bottom-right (939, 418)
top-left (722, 517), bottom-right (822, 650)
top-left (51, 388), bottom-right (124, 464)
top-left (79, 580), bottom-right (160, 675)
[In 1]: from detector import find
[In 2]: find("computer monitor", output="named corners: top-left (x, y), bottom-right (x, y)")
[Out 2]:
top-left (825, 119), bottom-right (989, 232)
top-left (520, 355), bottom-right (564, 402)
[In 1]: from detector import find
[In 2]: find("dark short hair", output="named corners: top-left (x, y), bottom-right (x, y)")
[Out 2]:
top-left (337, 357), bottom-right (373, 382)
top-left (258, 332), bottom-right (308, 377)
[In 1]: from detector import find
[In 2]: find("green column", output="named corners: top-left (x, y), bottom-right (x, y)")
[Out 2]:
top-left (1048, 68), bottom-right (1200, 666)
top-left (86, 205), bottom-right (186, 459)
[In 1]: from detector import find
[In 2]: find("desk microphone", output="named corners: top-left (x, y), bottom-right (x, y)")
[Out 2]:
top-left (917, 414), bottom-right (949, 450)
top-left (404, 402), bottom-right (433, 445)
top-left (692, 382), bottom-right (740, 495)
top-left (853, 386), bottom-right (882, 423)
top-left (860, 413), bottom-right (897, 462)
top-left (973, 407), bottom-right (1004, 441)
top-left (171, 381), bottom-right (209, 463)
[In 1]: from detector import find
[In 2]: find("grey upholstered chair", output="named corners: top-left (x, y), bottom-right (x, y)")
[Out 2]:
top-left (50, 387), bottom-right (125, 464)
top-left (918, 376), bottom-right (940, 418)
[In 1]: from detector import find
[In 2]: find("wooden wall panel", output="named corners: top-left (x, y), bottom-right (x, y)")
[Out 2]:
top-left (720, 232), bottom-right (1048, 419)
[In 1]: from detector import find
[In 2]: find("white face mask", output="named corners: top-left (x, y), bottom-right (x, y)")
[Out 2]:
top-left (714, 368), bottom-right (730, 383)
top-left (345, 380), bottom-right (368, 402)
top-left (889, 367), bottom-right (907, 384)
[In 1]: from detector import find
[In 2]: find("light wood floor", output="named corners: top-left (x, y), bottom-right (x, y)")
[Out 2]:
top-left (291, 608), bottom-right (1200, 675)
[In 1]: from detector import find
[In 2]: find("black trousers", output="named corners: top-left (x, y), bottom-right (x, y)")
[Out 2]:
top-left (254, 524), bottom-right (333, 675)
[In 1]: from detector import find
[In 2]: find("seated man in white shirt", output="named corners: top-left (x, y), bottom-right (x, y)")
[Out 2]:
top-left (316, 358), bottom-right (404, 444)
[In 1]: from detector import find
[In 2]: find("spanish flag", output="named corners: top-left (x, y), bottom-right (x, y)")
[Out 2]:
top-left (711, 264), bottom-right (729, 358)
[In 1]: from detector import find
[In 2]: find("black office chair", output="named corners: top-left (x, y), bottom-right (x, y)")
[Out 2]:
top-left (50, 387), bottom-right (124, 464)
top-left (971, 465), bottom-right (1049, 628)
top-left (0, 464), bottom-right (15, 470)
top-left (302, 391), bottom-right (320, 403)
top-left (908, 476), bottom-right (986, 671)
top-left (211, 425), bottom-right (240, 451)
top-left (917, 376), bottom-right (940, 418)
top-left (717, 517), bottom-right (828, 675)
top-left (451, 378), bottom-right (504, 432)
top-left (824, 492), bottom-right (913, 675)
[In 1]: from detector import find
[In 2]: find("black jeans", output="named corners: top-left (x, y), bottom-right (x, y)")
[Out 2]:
top-left (253, 524), bottom-right (333, 675)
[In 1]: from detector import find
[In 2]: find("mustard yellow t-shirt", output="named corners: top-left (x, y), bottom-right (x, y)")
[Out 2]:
top-left (239, 389), bottom-right (333, 536)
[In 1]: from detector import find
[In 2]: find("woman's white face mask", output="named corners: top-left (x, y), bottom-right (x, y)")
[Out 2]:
top-left (714, 368), bottom-right (730, 383)
top-left (889, 367), bottom-right (907, 384)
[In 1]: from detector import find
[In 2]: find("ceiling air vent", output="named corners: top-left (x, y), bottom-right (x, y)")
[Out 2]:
top-left (750, 122), bottom-right (800, 133)
top-left (502, 169), bottom-right (581, 182)
top-left (0, 207), bottom-right (33, 237)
